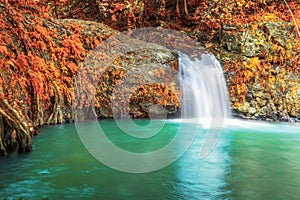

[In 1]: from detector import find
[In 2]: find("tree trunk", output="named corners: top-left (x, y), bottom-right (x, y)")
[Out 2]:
top-left (0, 87), bottom-right (33, 153)
top-left (0, 115), bottom-right (7, 156)
top-left (47, 84), bottom-right (63, 125)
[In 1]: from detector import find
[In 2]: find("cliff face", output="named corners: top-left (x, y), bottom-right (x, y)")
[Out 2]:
top-left (60, 0), bottom-right (300, 122)
top-left (214, 22), bottom-right (300, 122)
top-left (1, 1), bottom-right (300, 155)
top-left (0, 5), bottom-right (179, 155)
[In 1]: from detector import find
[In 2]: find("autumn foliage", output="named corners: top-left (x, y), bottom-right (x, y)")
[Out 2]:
top-left (0, 0), bottom-right (300, 154)
top-left (0, 2), bottom-right (114, 154)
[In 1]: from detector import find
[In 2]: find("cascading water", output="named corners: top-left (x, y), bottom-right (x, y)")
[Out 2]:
top-left (178, 52), bottom-right (230, 124)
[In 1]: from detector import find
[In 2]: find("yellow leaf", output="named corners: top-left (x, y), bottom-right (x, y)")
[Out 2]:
top-left (7, 60), bottom-right (14, 66)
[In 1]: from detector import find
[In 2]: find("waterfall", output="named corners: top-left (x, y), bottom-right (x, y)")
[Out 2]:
top-left (178, 52), bottom-right (230, 124)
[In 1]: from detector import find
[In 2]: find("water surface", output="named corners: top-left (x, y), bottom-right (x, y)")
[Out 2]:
top-left (0, 119), bottom-right (300, 199)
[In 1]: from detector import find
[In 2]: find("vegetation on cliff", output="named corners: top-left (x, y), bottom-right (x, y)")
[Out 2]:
top-left (0, 1), bottom-right (178, 155)
top-left (38, 0), bottom-right (300, 120)
top-left (0, 0), bottom-right (299, 155)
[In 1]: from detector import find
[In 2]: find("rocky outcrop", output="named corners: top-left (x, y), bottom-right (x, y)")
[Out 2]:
top-left (222, 22), bottom-right (295, 57)
top-left (1, 2), bottom-right (300, 157)
top-left (215, 22), bottom-right (300, 122)
top-left (0, 6), bottom-right (179, 155)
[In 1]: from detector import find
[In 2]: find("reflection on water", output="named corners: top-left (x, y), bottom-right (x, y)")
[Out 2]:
top-left (224, 122), bottom-right (300, 200)
top-left (0, 119), bottom-right (300, 199)
top-left (173, 128), bottom-right (231, 199)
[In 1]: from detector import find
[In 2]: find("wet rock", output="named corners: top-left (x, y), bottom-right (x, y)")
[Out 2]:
top-left (239, 101), bottom-right (250, 114)
top-left (257, 106), bottom-right (267, 119)
top-left (278, 111), bottom-right (290, 122)
top-left (249, 107), bottom-right (256, 115)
